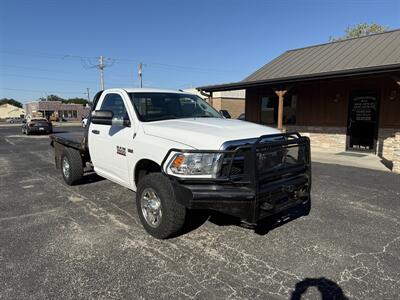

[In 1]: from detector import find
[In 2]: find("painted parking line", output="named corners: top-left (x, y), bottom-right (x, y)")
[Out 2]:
top-left (4, 138), bottom-right (16, 146)
top-left (5, 134), bottom-right (51, 139)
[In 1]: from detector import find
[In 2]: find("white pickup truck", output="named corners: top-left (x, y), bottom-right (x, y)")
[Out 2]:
top-left (50, 88), bottom-right (311, 239)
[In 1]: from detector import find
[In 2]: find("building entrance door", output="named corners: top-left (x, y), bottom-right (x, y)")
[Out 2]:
top-left (347, 90), bottom-right (379, 152)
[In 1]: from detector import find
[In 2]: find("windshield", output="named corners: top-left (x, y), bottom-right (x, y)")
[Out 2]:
top-left (129, 93), bottom-right (222, 122)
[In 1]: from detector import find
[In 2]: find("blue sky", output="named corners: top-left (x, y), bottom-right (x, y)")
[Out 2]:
top-left (1, 0), bottom-right (399, 103)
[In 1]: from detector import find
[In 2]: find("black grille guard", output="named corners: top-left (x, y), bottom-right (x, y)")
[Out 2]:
top-left (161, 132), bottom-right (311, 223)
top-left (161, 132), bottom-right (311, 186)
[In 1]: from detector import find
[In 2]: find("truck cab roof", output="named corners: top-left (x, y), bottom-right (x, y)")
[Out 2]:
top-left (107, 88), bottom-right (191, 95)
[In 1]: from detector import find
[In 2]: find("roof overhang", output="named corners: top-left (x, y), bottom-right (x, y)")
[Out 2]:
top-left (198, 64), bottom-right (400, 92)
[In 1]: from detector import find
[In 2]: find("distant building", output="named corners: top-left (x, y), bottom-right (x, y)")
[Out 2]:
top-left (24, 101), bottom-right (91, 121)
top-left (183, 88), bottom-right (245, 118)
top-left (0, 103), bottom-right (25, 119)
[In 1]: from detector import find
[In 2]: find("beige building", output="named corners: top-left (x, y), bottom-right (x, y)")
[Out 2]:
top-left (0, 103), bottom-right (25, 119)
top-left (24, 101), bottom-right (91, 121)
top-left (184, 88), bottom-right (245, 118)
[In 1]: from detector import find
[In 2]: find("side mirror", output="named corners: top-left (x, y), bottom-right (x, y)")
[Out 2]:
top-left (91, 110), bottom-right (113, 125)
top-left (111, 118), bottom-right (131, 127)
top-left (91, 110), bottom-right (131, 127)
top-left (219, 110), bottom-right (231, 119)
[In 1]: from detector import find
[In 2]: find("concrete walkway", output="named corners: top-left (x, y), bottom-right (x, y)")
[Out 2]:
top-left (312, 151), bottom-right (391, 172)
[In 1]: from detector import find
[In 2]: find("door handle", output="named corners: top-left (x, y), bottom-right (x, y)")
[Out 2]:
top-left (92, 130), bottom-right (100, 134)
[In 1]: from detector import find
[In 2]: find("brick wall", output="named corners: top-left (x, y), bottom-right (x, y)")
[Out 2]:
top-left (378, 128), bottom-right (400, 173)
top-left (393, 133), bottom-right (400, 173)
top-left (285, 126), bottom-right (347, 153)
top-left (284, 125), bottom-right (400, 174)
top-left (211, 97), bottom-right (245, 119)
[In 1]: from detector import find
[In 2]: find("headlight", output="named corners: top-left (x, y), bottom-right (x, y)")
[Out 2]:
top-left (166, 152), bottom-right (223, 177)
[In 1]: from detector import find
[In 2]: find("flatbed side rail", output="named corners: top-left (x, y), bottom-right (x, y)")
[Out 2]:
top-left (49, 134), bottom-right (86, 152)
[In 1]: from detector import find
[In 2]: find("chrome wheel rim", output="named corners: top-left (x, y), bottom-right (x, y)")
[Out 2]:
top-left (140, 188), bottom-right (162, 228)
top-left (62, 157), bottom-right (70, 179)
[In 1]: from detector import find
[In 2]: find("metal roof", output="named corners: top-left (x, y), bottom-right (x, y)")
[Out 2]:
top-left (199, 29), bottom-right (400, 91)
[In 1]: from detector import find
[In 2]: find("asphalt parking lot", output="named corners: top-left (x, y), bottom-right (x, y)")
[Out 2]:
top-left (0, 125), bottom-right (399, 299)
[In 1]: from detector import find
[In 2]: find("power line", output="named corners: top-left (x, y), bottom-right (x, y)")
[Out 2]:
top-left (1, 73), bottom-right (99, 84)
top-left (0, 87), bottom-right (84, 95)
top-left (0, 48), bottom-right (236, 73)
top-left (0, 64), bottom-right (79, 75)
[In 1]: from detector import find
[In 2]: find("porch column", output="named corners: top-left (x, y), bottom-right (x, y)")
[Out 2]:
top-left (274, 89), bottom-right (287, 131)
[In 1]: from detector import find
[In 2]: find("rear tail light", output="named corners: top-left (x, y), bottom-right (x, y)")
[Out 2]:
top-left (29, 123), bottom-right (35, 127)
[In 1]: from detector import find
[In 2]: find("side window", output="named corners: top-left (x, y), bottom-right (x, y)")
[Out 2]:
top-left (100, 93), bottom-right (129, 120)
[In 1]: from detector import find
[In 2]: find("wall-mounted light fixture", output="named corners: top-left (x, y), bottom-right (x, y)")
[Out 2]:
top-left (389, 89), bottom-right (398, 101)
top-left (333, 93), bottom-right (341, 103)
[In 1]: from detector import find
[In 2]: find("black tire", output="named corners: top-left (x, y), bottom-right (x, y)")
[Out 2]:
top-left (302, 197), bottom-right (312, 216)
top-left (61, 147), bottom-right (84, 185)
top-left (136, 173), bottom-right (186, 239)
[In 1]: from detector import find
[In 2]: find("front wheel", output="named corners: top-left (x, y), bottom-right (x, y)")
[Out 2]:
top-left (136, 173), bottom-right (186, 239)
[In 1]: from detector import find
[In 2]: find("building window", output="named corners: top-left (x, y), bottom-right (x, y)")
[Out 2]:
top-left (261, 97), bottom-right (276, 124)
top-left (72, 111), bottom-right (77, 118)
top-left (284, 95), bottom-right (297, 125)
top-left (260, 94), bottom-right (297, 125)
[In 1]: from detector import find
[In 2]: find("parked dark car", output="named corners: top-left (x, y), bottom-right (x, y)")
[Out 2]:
top-left (6, 117), bottom-right (24, 123)
top-left (22, 118), bottom-right (53, 135)
top-left (219, 109), bottom-right (231, 119)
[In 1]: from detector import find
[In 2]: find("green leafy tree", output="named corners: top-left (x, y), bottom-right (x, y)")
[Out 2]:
top-left (330, 23), bottom-right (389, 41)
top-left (0, 98), bottom-right (23, 108)
top-left (39, 94), bottom-right (65, 102)
top-left (38, 95), bottom-right (88, 105)
top-left (63, 98), bottom-right (89, 105)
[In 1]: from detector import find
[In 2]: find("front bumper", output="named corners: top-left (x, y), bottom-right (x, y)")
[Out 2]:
top-left (171, 174), bottom-right (310, 223)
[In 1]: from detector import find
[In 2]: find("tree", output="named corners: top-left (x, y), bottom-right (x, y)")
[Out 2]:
top-left (37, 95), bottom-right (88, 105)
top-left (63, 98), bottom-right (89, 106)
top-left (330, 22), bottom-right (389, 41)
top-left (39, 94), bottom-right (65, 102)
top-left (0, 98), bottom-right (23, 108)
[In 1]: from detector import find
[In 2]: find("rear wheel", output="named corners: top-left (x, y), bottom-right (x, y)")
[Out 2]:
top-left (61, 147), bottom-right (83, 185)
top-left (136, 173), bottom-right (186, 239)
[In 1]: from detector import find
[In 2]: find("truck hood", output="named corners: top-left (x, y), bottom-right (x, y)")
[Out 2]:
top-left (141, 118), bottom-right (280, 149)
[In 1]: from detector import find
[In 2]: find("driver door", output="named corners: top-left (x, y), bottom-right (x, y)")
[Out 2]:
top-left (89, 92), bottom-right (134, 186)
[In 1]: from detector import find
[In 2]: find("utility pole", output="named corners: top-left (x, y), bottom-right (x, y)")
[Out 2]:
top-left (99, 56), bottom-right (105, 90)
top-left (82, 55), bottom-right (113, 90)
top-left (84, 88), bottom-right (90, 102)
top-left (138, 62), bottom-right (143, 88)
